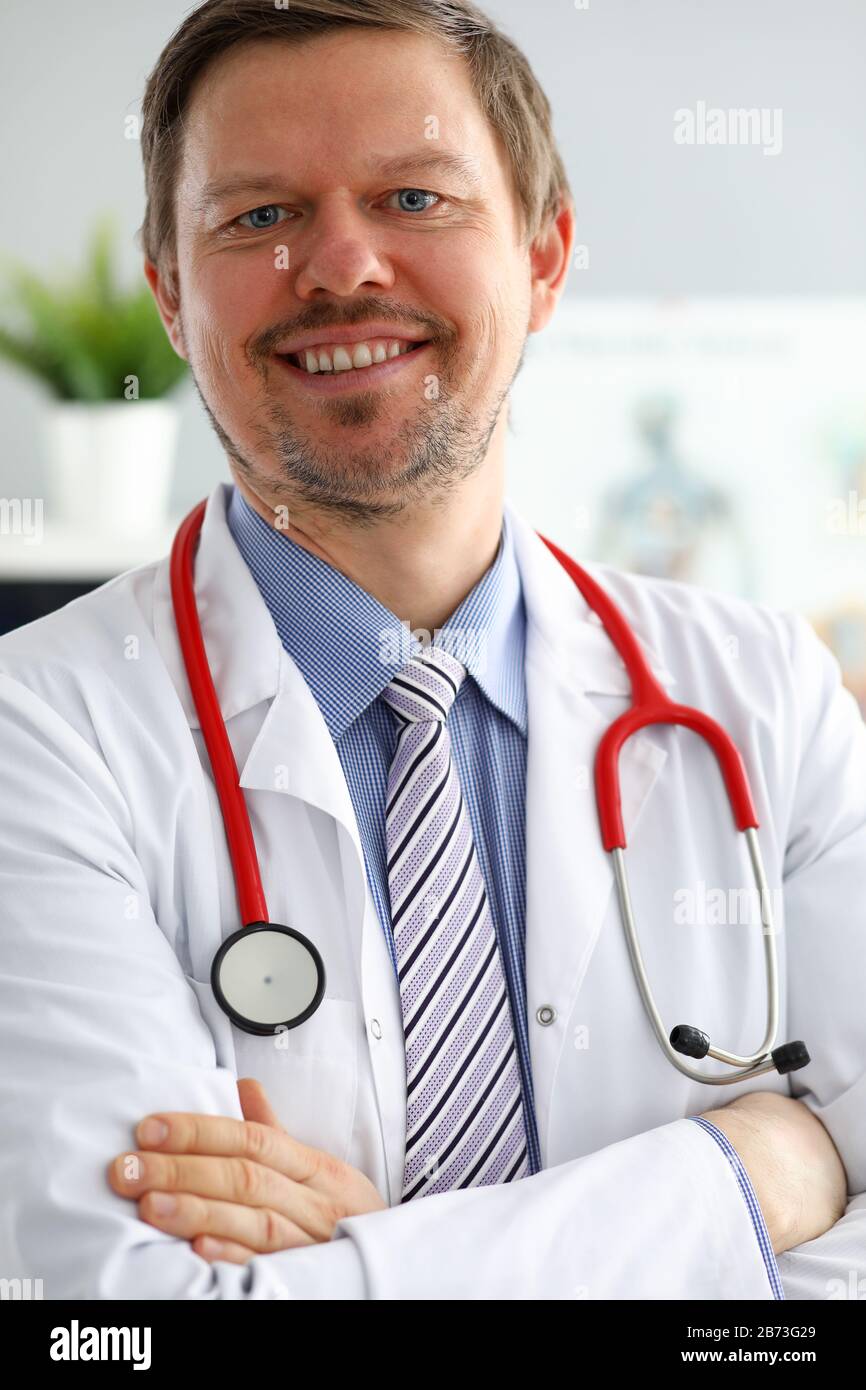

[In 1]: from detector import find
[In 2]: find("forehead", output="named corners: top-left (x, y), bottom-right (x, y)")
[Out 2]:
top-left (178, 29), bottom-right (510, 201)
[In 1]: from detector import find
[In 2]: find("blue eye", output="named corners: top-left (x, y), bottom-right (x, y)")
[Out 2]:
top-left (236, 205), bottom-right (288, 230)
top-left (233, 189), bottom-right (441, 231)
top-left (388, 189), bottom-right (441, 214)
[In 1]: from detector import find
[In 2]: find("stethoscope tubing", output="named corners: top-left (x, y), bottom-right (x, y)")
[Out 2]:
top-left (169, 500), bottom-right (268, 927)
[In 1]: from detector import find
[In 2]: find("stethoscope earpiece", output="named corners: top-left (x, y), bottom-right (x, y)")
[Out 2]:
top-left (671, 1025), bottom-right (810, 1076)
top-left (770, 1040), bottom-right (811, 1074)
top-left (669, 1024), bottom-right (710, 1060)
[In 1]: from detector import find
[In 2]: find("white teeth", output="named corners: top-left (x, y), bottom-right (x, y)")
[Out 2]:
top-left (289, 336), bottom-right (423, 373)
top-left (351, 343), bottom-right (373, 369)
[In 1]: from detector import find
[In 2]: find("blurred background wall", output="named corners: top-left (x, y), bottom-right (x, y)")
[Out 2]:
top-left (1, 0), bottom-right (864, 699)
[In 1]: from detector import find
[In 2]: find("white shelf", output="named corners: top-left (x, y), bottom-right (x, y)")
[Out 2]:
top-left (0, 518), bottom-right (180, 581)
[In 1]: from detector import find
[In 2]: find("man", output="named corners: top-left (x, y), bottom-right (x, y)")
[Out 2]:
top-left (0, 0), bottom-right (863, 1299)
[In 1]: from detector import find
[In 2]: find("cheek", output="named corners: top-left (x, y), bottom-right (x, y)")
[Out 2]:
top-left (459, 293), bottom-right (524, 379)
top-left (185, 252), bottom-right (278, 377)
top-left (428, 240), bottom-right (528, 360)
top-left (190, 314), bottom-right (236, 388)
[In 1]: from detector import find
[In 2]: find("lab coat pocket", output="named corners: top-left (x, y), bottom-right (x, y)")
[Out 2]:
top-left (231, 998), bottom-right (361, 1164)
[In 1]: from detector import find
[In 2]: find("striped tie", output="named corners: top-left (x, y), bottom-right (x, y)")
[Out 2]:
top-left (381, 644), bottom-right (530, 1201)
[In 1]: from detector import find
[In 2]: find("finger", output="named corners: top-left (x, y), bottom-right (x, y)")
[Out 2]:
top-left (193, 1236), bottom-right (256, 1265)
top-left (110, 1152), bottom-right (331, 1240)
top-left (138, 1189), bottom-right (316, 1253)
top-left (131, 1110), bottom-right (319, 1185)
top-left (238, 1077), bottom-right (283, 1130)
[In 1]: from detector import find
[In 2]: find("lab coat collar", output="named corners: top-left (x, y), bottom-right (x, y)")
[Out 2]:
top-left (153, 483), bottom-right (676, 732)
top-left (153, 482), bottom-right (364, 856)
top-left (153, 482), bottom-right (284, 729)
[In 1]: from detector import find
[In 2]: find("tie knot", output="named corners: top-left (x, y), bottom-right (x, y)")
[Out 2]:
top-left (382, 644), bottom-right (467, 724)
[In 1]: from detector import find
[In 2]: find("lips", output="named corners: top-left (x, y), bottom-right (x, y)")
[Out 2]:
top-left (278, 340), bottom-right (430, 372)
top-left (272, 339), bottom-right (433, 393)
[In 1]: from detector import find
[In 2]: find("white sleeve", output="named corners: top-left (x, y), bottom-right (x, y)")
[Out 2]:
top-left (777, 1197), bottom-right (866, 1301)
top-left (281, 1115), bottom-right (775, 1299)
top-left (0, 671), bottom-right (775, 1300)
top-left (771, 613), bottom-right (866, 1300)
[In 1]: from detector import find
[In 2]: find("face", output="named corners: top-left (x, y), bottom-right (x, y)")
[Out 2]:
top-left (148, 29), bottom-right (570, 522)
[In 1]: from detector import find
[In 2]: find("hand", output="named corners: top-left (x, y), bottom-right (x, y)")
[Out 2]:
top-left (108, 1077), bottom-right (387, 1265)
top-left (700, 1090), bottom-right (848, 1255)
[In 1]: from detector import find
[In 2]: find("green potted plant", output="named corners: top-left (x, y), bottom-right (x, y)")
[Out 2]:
top-left (0, 216), bottom-right (188, 535)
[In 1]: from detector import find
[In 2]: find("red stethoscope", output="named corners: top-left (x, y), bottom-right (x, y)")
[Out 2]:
top-left (170, 500), bottom-right (809, 1082)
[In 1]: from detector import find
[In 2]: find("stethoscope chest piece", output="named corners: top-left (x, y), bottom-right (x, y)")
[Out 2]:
top-left (211, 923), bottom-right (326, 1036)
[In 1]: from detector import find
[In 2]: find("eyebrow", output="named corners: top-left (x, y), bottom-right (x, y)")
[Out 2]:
top-left (194, 151), bottom-right (485, 214)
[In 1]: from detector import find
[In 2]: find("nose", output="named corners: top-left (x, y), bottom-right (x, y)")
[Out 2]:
top-left (292, 194), bottom-right (396, 299)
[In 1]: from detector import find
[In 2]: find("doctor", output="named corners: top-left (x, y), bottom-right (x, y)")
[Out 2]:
top-left (1, 0), bottom-right (865, 1301)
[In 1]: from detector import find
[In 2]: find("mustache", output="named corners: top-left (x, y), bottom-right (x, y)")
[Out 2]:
top-left (249, 301), bottom-right (452, 361)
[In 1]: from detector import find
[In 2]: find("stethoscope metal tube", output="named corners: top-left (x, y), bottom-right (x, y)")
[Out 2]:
top-left (611, 829), bottom-right (799, 1084)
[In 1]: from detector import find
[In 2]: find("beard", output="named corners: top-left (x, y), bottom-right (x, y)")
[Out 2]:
top-left (188, 327), bottom-right (525, 526)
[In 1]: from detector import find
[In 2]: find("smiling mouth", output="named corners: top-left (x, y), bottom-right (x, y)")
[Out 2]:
top-left (277, 340), bottom-right (430, 372)
top-left (272, 339), bottom-right (433, 390)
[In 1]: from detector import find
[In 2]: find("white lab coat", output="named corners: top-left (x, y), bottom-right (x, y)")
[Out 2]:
top-left (0, 481), bottom-right (864, 1301)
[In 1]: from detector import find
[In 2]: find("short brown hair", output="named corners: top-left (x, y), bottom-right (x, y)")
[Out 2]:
top-left (138, 0), bottom-right (573, 294)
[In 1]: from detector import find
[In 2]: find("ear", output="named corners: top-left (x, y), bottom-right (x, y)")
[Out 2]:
top-left (143, 257), bottom-right (188, 361)
top-left (527, 196), bottom-right (576, 336)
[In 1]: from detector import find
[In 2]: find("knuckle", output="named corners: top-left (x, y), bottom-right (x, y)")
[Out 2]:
top-left (160, 1155), bottom-right (182, 1191)
top-left (236, 1157), bottom-right (261, 1203)
top-left (316, 1149), bottom-right (344, 1185)
top-left (261, 1206), bottom-right (282, 1251)
top-left (293, 1139), bottom-right (323, 1183)
top-left (187, 1114), bottom-right (208, 1153)
top-left (244, 1122), bottom-right (273, 1164)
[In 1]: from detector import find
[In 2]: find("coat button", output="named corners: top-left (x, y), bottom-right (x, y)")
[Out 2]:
top-left (369, 1017), bottom-right (383, 1040)
top-left (536, 1005), bottom-right (556, 1026)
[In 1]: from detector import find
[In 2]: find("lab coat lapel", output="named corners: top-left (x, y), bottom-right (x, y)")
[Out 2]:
top-left (239, 655), bottom-right (409, 1204)
top-left (153, 483), bottom-right (404, 1196)
top-left (152, 482), bottom-right (368, 844)
top-left (506, 502), bottom-right (675, 1165)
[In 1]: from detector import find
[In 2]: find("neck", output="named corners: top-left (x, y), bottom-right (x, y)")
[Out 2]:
top-left (231, 443), bottom-right (506, 637)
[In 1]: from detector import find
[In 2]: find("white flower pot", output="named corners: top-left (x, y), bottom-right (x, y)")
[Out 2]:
top-left (45, 399), bottom-right (179, 535)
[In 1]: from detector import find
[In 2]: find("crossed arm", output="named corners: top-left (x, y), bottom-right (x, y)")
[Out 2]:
top-left (107, 1077), bottom-right (847, 1271)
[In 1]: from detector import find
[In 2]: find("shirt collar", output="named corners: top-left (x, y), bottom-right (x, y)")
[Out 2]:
top-left (226, 485), bottom-right (527, 742)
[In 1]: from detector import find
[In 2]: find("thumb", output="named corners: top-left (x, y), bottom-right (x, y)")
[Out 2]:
top-left (237, 1076), bottom-right (283, 1130)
